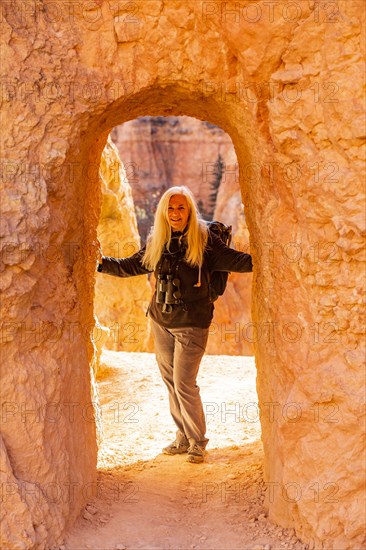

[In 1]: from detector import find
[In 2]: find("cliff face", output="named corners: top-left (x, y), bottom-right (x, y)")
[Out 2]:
top-left (1, 1), bottom-right (365, 548)
top-left (207, 146), bottom-right (254, 356)
top-left (95, 137), bottom-right (152, 354)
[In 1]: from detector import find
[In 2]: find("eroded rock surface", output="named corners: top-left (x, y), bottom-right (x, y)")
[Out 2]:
top-left (95, 137), bottom-right (152, 354)
top-left (1, 0), bottom-right (365, 548)
top-left (207, 145), bottom-right (254, 356)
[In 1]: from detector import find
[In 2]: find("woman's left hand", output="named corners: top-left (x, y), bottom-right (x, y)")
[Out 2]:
top-left (93, 238), bottom-right (103, 264)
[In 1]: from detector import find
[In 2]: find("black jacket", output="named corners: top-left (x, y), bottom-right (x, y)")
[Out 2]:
top-left (98, 232), bottom-right (252, 329)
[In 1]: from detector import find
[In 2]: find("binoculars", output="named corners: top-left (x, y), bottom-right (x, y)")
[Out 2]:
top-left (156, 274), bottom-right (182, 311)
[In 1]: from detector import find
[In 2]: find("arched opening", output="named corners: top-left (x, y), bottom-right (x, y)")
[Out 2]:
top-left (66, 98), bottom-right (271, 545)
top-left (64, 87), bottom-right (270, 536)
top-left (96, 115), bottom-right (254, 357)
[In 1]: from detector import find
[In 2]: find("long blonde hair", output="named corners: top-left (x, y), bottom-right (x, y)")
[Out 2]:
top-left (142, 186), bottom-right (209, 271)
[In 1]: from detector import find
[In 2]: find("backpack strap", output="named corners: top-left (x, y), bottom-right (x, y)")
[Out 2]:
top-left (206, 222), bottom-right (232, 302)
top-left (207, 220), bottom-right (232, 247)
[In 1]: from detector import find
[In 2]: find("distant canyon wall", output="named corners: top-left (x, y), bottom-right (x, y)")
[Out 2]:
top-left (111, 116), bottom-right (236, 239)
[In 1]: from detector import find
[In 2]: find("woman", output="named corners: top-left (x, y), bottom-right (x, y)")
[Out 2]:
top-left (97, 186), bottom-right (252, 464)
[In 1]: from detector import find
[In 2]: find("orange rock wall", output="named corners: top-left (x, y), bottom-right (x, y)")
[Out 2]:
top-left (208, 145), bottom-right (254, 355)
top-left (95, 137), bottom-right (152, 353)
top-left (1, 1), bottom-right (364, 548)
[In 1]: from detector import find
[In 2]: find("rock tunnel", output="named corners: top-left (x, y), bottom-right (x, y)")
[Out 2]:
top-left (1, 1), bottom-right (365, 548)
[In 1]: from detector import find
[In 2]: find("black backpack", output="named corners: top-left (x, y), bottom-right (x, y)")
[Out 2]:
top-left (206, 221), bottom-right (232, 301)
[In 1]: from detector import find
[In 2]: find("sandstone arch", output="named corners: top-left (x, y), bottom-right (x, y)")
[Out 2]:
top-left (1, 1), bottom-right (364, 548)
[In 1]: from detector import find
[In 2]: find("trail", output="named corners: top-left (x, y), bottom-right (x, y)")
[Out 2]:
top-left (64, 352), bottom-right (306, 550)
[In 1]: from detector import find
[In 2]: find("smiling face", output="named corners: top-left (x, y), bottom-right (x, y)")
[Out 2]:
top-left (167, 194), bottom-right (190, 232)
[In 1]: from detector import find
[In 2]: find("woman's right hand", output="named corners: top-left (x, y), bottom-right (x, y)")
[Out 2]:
top-left (95, 238), bottom-right (103, 263)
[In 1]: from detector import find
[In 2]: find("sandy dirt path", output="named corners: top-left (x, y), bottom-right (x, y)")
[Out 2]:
top-left (64, 351), bottom-right (307, 550)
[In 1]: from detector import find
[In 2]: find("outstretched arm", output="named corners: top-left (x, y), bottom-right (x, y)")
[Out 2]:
top-left (97, 246), bottom-right (152, 277)
top-left (208, 233), bottom-right (253, 273)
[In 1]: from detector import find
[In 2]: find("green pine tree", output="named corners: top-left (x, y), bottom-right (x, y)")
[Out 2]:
top-left (207, 153), bottom-right (224, 219)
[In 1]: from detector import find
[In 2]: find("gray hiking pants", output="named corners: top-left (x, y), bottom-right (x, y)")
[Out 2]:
top-left (151, 319), bottom-right (210, 448)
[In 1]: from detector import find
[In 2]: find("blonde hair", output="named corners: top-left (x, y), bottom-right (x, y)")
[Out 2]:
top-left (142, 186), bottom-right (208, 271)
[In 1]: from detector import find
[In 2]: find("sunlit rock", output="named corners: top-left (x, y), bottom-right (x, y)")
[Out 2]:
top-left (95, 137), bottom-right (152, 353)
top-left (1, 0), bottom-right (364, 547)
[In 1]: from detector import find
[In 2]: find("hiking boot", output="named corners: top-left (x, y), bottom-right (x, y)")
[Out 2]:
top-left (186, 441), bottom-right (205, 464)
top-left (162, 435), bottom-right (189, 455)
